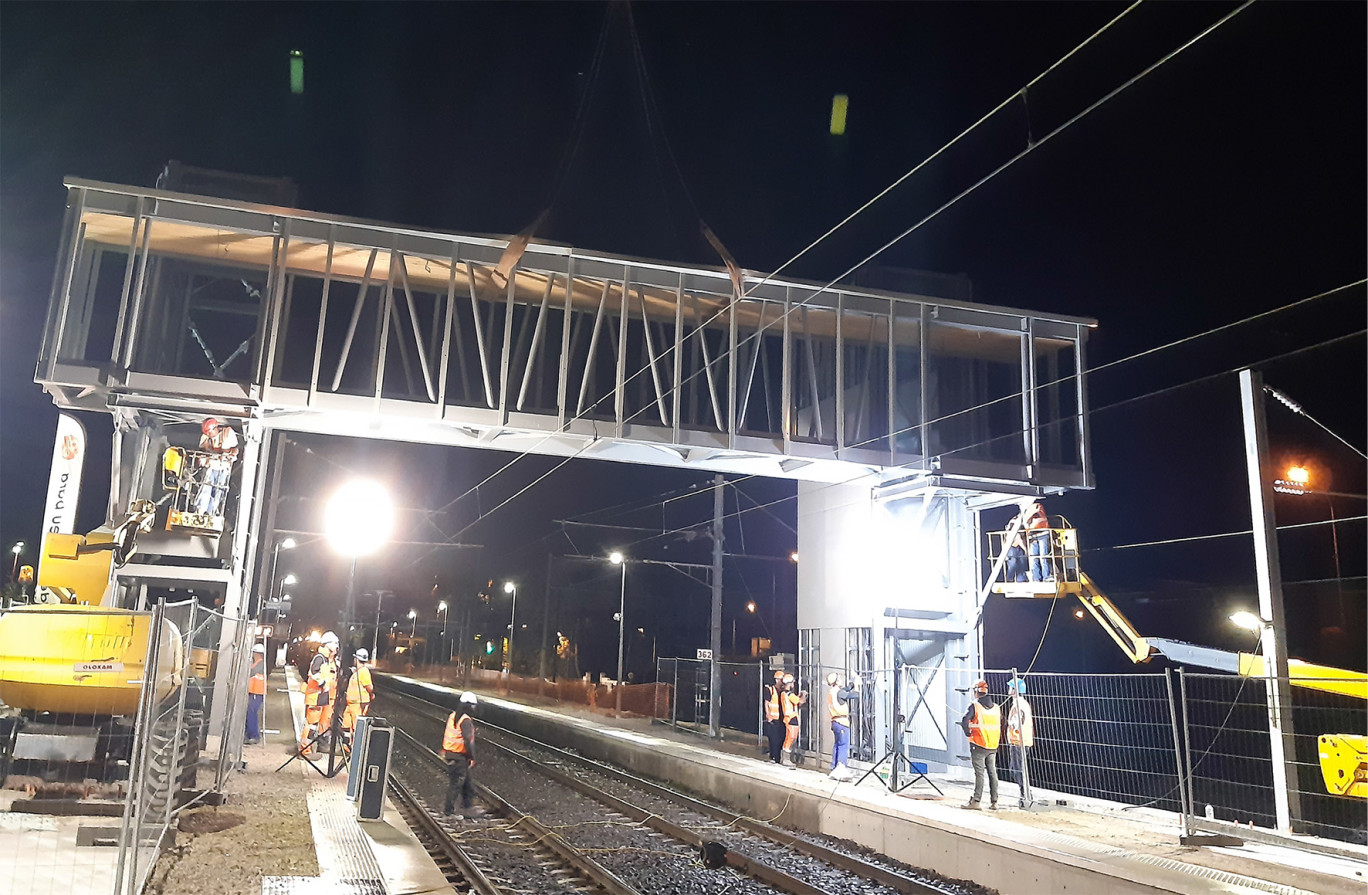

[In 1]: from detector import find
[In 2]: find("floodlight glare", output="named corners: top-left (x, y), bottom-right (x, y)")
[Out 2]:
top-left (610, 551), bottom-right (624, 565)
top-left (282, 573), bottom-right (298, 586)
top-left (1285, 466), bottom-right (1310, 486)
top-left (1229, 610), bottom-right (1266, 632)
top-left (280, 537), bottom-right (297, 550)
top-left (324, 480), bottom-right (394, 557)
top-left (504, 581), bottom-right (516, 594)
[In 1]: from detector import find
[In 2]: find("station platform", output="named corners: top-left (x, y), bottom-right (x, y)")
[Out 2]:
top-left (383, 672), bottom-right (1366, 895)
top-left (263, 668), bottom-right (455, 895)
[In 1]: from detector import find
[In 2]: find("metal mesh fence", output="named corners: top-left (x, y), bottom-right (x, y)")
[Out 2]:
top-left (1180, 671), bottom-right (1367, 846)
top-left (654, 658), bottom-right (763, 741)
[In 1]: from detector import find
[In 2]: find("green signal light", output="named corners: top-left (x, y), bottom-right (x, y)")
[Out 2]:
top-left (289, 50), bottom-right (304, 95)
top-left (485, 641), bottom-right (494, 655)
top-left (830, 94), bottom-right (848, 135)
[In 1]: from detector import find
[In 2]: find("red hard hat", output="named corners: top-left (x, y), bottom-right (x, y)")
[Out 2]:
top-left (201, 418), bottom-right (220, 434)
top-left (973, 679), bottom-right (989, 692)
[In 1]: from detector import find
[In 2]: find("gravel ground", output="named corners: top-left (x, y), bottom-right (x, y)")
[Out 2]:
top-left (144, 739), bottom-right (319, 895)
top-left (377, 689), bottom-right (997, 895)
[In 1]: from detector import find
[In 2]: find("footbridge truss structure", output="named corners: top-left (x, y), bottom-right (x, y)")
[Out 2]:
top-left (34, 177), bottom-right (1097, 769)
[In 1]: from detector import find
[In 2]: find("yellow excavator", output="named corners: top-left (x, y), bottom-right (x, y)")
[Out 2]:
top-left (987, 518), bottom-right (1367, 801)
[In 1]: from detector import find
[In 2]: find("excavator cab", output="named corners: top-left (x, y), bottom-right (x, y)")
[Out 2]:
top-left (161, 446), bottom-right (230, 535)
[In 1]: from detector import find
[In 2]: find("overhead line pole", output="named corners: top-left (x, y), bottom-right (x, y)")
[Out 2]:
top-left (1238, 368), bottom-right (1301, 833)
top-left (709, 474), bottom-right (724, 739)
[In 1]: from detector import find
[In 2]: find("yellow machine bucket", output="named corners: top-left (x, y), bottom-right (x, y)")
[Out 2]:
top-left (0, 605), bottom-right (183, 715)
top-left (1318, 734), bottom-right (1368, 799)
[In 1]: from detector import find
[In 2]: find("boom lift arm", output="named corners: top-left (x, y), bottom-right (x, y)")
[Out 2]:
top-left (988, 525), bottom-right (1367, 798)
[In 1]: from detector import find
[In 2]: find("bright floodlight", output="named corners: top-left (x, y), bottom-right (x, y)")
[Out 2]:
top-left (438, 600), bottom-right (447, 612)
top-left (281, 537), bottom-right (297, 550)
top-left (325, 480), bottom-right (394, 557)
top-left (610, 551), bottom-right (624, 565)
top-left (282, 573), bottom-right (298, 585)
top-left (407, 609), bottom-right (416, 619)
top-left (1286, 466), bottom-right (1310, 486)
top-left (1230, 611), bottom-right (1265, 632)
top-left (746, 601), bottom-right (756, 613)
top-left (504, 581), bottom-right (516, 594)
top-left (789, 551), bottom-right (799, 563)
top-left (10, 542), bottom-right (24, 555)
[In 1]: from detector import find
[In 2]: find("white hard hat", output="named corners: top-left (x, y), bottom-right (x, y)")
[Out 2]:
top-left (252, 643), bottom-right (266, 653)
top-left (459, 691), bottom-right (478, 707)
top-left (321, 631), bottom-right (339, 646)
top-left (355, 648), bottom-right (369, 662)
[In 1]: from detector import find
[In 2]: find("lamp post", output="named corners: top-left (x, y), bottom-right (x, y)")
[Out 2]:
top-left (274, 572), bottom-right (297, 624)
top-left (9, 542), bottom-right (25, 582)
top-left (438, 601), bottom-right (448, 664)
top-left (503, 581), bottom-right (517, 674)
top-left (266, 537), bottom-right (296, 616)
top-left (610, 552), bottom-right (627, 714)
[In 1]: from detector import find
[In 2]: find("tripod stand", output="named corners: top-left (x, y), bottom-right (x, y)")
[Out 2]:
top-left (853, 661), bottom-right (942, 795)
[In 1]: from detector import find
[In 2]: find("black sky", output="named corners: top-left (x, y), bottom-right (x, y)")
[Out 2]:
top-left (1, 2), bottom-right (1363, 673)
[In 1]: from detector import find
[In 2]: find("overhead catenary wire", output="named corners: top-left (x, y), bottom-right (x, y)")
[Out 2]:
top-left (607, 0), bottom-right (1256, 438)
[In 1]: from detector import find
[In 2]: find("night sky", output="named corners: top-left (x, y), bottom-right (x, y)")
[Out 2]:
top-left (1, 2), bottom-right (1363, 676)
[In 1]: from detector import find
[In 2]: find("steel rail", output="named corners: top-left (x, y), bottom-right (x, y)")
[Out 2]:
top-left (378, 680), bottom-right (956, 895)
top-left (392, 726), bottom-right (642, 895)
top-left (388, 774), bottom-right (504, 895)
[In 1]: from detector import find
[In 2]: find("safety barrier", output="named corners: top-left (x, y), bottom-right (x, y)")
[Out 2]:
top-left (654, 657), bottom-right (764, 742)
top-left (1178, 670), bottom-right (1366, 851)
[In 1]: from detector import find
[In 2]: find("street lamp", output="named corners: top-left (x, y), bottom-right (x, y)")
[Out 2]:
top-left (266, 536), bottom-right (296, 616)
top-left (438, 600), bottom-right (448, 663)
top-left (1230, 610), bottom-right (1266, 632)
top-left (610, 552), bottom-right (627, 713)
top-left (408, 608), bottom-right (417, 643)
top-left (9, 542), bottom-right (25, 582)
top-left (503, 581), bottom-right (517, 674)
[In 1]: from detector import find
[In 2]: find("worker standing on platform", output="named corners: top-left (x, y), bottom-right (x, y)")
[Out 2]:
top-left (960, 679), bottom-right (1001, 809)
top-left (195, 417), bottom-right (239, 516)
top-left (781, 673), bottom-right (808, 768)
top-left (342, 648), bottom-right (374, 735)
top-left (763, 669), bottom-right (786, 765)
top-left (441, 691), bottom-right (478, 818)
top-left (300, 632), bottom-right (339, 758)
top-left (1022, 500), bottom-right (1053, 582)
top-left (246, 643), bottom-right (266, 745)
top-left (826, 672), bottom-right (858, 780)
top-left (1007, 679), bottom-right (1035, 807)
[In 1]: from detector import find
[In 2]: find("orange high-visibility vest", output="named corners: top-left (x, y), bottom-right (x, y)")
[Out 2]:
top-left (443, 713), bottom-right (472, 753)
top-left (248, 660), bottom-right (266, 696)
top-left (304, 653), bottom-right (335, 707)
top-left (764, 685), bottom-right (783, 721)
top-left (1008, 698), bottom-right (1034, 748)
top-left (968, 701), bottom-right (1002, 750)
top-left (827, 686), bottom-right (849, 726)
top-left (1024, 504), bottom-right (1049, 530)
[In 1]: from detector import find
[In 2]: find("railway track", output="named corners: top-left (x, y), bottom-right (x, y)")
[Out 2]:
top-left (377, 680), bottom-right (993, 895)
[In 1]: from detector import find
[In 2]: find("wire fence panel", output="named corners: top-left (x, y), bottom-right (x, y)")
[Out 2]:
top-left (1181, 671), bottom-right (1367, 846)
top-left (653, 658), bottom-right (762, 740)
top-left (992, 670), bottom-right (1183, 812)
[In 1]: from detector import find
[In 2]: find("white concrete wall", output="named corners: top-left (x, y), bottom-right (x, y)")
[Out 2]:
top-left (796, 481), bottom-right (985, 772)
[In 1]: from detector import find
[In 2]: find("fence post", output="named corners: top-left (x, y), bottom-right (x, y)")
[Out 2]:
top-left (1178, 668), bottom-right (1196, 830)
top-left (671, 660), bottom-right (678, 729)
top-left (115, 600), bottom-right (165, 895)
top-left (1163, 668), bottom-right (1189, 838)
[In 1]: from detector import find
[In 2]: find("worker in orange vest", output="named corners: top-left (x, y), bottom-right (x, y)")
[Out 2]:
top-left (780, 673), bottom-right (808, 768)
top-left (441, 691), bottom-right (478, 817)
top-left (300, 632), bottom-right (339, 758)
top-left (245, 643), bottom-right (267, 745)
top-left (1022, 500), bottom-right (1054, 583)
top-left (341, 648), bottom-right (374, 736)
top-left (1007, 678), bottom-right (1035, 807)
top-left (763, 669), bottom-right (786, 765)
top-left (825, 672), bottom-right (859, 780)
top-left (959, 679), bottom-right (1001, 810)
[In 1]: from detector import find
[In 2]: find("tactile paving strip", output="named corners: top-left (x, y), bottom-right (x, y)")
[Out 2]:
top-left (260, 782), bottom-right (387, 895)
